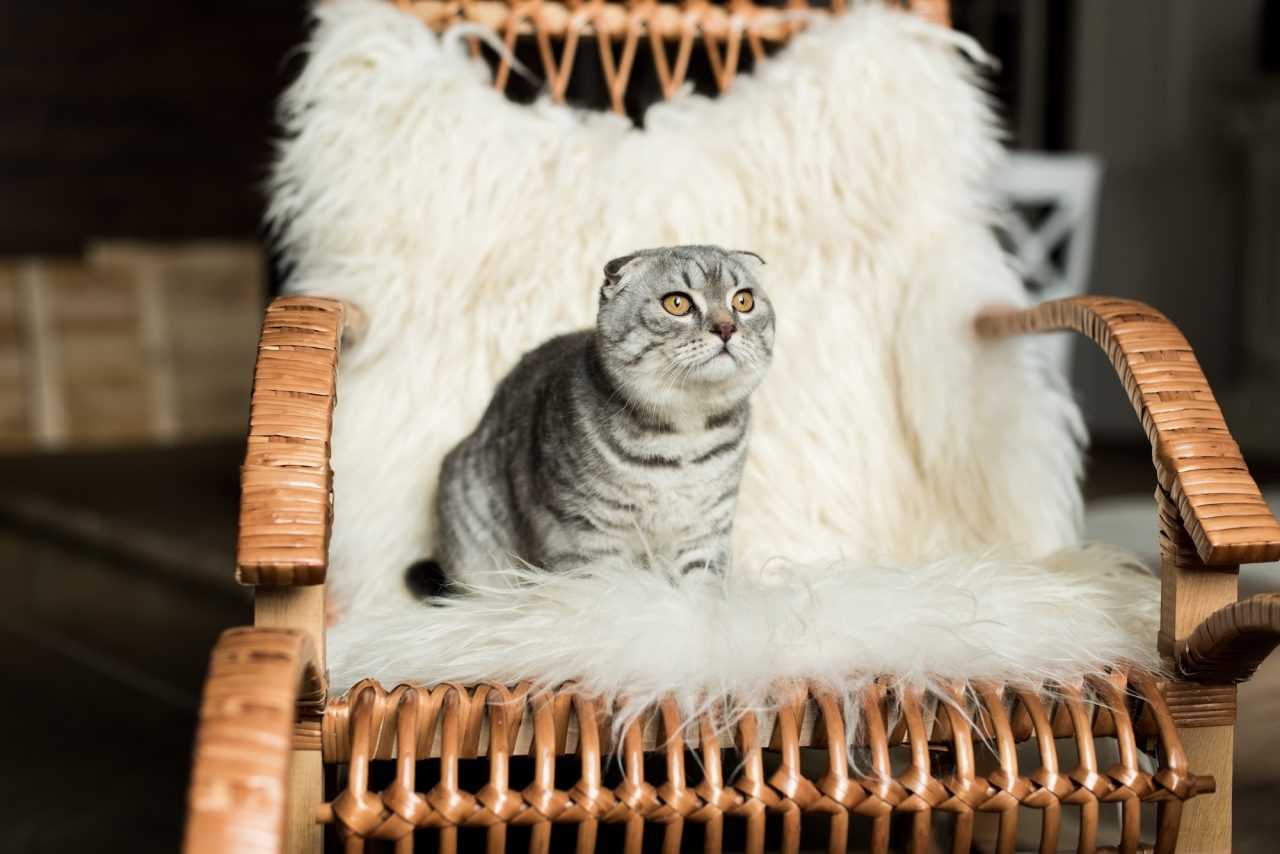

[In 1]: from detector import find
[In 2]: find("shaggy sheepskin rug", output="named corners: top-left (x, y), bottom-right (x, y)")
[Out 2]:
top-left (328, 548), bottom-right (1159, 715)
top-left (271, 0), bottom-right (1160, 701)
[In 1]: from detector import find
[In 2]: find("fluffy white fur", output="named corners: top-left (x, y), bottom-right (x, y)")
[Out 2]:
top-left (271, 0), bottom-right (1156, 701)
top-left (329, 547), bottom-right (1159, 710)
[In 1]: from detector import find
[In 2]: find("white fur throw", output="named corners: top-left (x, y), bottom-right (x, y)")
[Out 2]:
top-left (271, 0), bottom-right (1159, 698)
top-left (328, 548), bottom-right (1158, 716)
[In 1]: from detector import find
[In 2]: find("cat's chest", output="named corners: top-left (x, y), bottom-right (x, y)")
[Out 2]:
top-left (640, 481), bottom-right (711, 527)
top-left (586, 416), bottom-right (746, 549)
top-left (626, 478), bottom-right (720, 538)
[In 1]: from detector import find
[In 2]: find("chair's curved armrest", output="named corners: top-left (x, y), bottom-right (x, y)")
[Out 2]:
top-left (183, 628), bottom-right (325, 854)
top-left (237, 297), bottom-right (344, 586)
top-left (977, 296), bottom-right (1280, 566)
top-left (1176, 593), bottom-right (1280, 683)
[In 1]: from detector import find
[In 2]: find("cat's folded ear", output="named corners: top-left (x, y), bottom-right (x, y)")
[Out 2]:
top-left (731, 250), bottom-right (766, 266)
top-left (601, 253), bottom-right (640, 300)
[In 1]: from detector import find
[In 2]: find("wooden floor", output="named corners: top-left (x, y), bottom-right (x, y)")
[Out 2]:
top-left (0, 441), bottom-right (249, 854)
top-left (0, 440), bottom-right (1275, 852)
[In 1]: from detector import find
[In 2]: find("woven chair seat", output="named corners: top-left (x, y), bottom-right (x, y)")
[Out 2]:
top-left (308, 673), bottom-right (1209, 852)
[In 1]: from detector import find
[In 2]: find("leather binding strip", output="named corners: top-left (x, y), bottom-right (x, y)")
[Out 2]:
top-left (977, 296), bottom-right (1280, 567)
top-left (236, 297), bottom-right (344, 586)
top-left (183, 629), bottom-right (325, 854)
top-left (1175, 593), bottom-right (1280, 686)
top-left (1161, 682), bottom-right (1238, 730)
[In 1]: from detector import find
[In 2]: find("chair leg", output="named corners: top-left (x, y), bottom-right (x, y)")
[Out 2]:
top-left (1156, 487), bottom-right (1238, 854)
top-left (288, 748), bottom-right (325, 854)
top-left (1174, 725), bottom-right (1233, 854)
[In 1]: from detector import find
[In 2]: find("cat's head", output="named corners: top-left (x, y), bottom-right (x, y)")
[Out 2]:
top-left (596, 245), bottom-right (775, 414)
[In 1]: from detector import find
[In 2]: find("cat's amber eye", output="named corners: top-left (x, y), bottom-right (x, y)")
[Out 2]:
top-left (733, 289), bottom-right (755, 313)
top-left (661, 292), bottom-right (693, 317)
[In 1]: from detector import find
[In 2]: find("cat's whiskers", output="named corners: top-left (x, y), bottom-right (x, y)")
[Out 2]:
top-left (667, 348), bottom-right (710, 397)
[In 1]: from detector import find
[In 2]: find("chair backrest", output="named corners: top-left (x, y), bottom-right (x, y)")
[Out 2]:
top-left (393, 0), bottom-right (952, 114)
top-left (273, 0), bottom-right (1085, 616)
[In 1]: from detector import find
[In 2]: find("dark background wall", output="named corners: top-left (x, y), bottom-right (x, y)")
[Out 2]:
top-left (0, 1), bottom-right (1065, 255)
top-left (0, 1), bottom-right (305, 256)
top-left (1068, 0), bottom-right (1272, 445)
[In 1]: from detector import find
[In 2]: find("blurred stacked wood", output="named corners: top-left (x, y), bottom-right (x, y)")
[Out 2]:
top-left (0, 277), bottom-right (25, 443)
top-left (0, 243), bottom-right (263, 451)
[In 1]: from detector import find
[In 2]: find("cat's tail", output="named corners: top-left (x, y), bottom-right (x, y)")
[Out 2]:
top-left (404, 558), bottom-right (452, 603)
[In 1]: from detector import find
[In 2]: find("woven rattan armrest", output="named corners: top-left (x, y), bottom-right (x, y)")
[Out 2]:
top-left (1176, 593), bottom-right (1280, 683)
top-left (977, 296), bottom-right (1280, 567)
top-left (183, 628), bottom-right (325, 854)
top-left (237, 297), bottom-right (344, 586)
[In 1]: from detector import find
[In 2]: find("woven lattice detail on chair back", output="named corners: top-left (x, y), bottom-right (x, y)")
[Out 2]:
top-left (392, 0), bottom-right (949, 114)
top-left (317, 670), bottom-right (1210, 852)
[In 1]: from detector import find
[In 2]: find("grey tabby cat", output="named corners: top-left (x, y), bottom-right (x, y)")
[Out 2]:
top-left (432, 245), bottom-right (775, 588)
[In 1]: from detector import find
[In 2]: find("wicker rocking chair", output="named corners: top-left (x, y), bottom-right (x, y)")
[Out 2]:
top-left (183, 2), bottom-right (1280, 852)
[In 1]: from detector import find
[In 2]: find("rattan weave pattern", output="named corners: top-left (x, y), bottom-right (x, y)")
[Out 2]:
top-left (976, 296), bottom-right (1280, 567)
top-left (1143, 485), bottom-right (1251, 735)
top-left (237, 298), bottom-right (345, 586)
top-left (392, 0), bottom-right (950, 112)
top-left (184, 629), bottom-right (325, 854)
top-left (1175, 593), bottom-right (1280, 685)
top-left (315, 672), bottom-right (1207, 853)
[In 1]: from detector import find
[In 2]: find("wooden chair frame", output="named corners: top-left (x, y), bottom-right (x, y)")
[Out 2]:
top-left (182, 3), bottom-right (1280, 852)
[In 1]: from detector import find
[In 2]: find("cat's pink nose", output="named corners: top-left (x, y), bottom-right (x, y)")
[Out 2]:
top-left (715, 322), bottom-right (737, 342)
